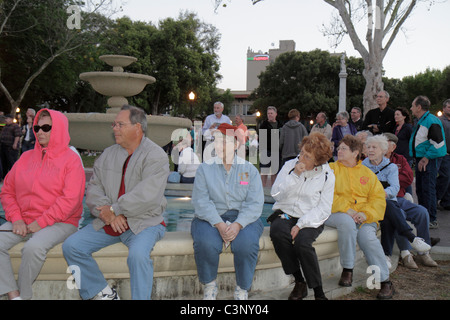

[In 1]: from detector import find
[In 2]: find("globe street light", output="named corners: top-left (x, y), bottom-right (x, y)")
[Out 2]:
top-left (188, 91), bottom-right (196, 120)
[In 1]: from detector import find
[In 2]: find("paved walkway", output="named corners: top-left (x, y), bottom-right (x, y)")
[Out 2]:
top-left (430, 207), bottom-right (450, 247)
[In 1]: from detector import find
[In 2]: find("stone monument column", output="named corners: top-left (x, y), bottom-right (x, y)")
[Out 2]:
top-left (339, 53), bottom-right (347, 113)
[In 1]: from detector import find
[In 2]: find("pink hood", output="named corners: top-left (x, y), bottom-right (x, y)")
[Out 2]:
top-left (0, 109), bottom-right (86, 228)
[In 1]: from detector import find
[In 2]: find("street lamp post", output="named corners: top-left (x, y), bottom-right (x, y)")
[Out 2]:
top-left (15, 107), bottom-right (21, 125)
top-left (188, 91), bottom-right (196, 120)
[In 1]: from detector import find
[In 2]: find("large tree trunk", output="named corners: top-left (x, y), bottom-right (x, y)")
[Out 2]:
top-left (362, 56), bottom-right (384, 114)
top-left (323, 0), bottom-right (419, 114)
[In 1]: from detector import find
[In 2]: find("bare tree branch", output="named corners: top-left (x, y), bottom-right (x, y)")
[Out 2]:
top-left (0, 0), bottom-right (22, 35)
top-left (0, 0), bottom-right (121, 113)
top-left (382, 0), bottom-right (416, 58)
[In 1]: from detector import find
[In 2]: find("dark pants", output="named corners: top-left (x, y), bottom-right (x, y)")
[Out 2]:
top-left (180, 175), bottom-right (195, 183)
top-left (21, 140), bottom-right (35, 153)
top-left (380, 200), bottom-right (413, 256)
top-left (437, 155), bottom-right (450, 207)
top-left (415, 157), bottom-right (439, 222)
top-left (269, 215), bottom-right (324, 288)
top-left (1, 145), bottom-right (18, 179)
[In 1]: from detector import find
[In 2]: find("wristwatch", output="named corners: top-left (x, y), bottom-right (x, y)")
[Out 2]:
top-left (110, 206), bottom-right (115, 214)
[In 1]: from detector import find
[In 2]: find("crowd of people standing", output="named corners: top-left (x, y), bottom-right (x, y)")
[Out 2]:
top-left (0, 108), bottom-right (37, 181)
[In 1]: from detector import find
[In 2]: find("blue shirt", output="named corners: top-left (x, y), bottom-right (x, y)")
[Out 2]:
top-left (362, 157), bottom-right (400, 202)
top-left (202, 114), bottom-right (232, 136)
top-left (192, 156), bottom-right (264, 228)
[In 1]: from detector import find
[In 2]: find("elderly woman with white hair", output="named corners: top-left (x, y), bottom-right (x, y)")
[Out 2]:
top-left (362, 135), bottom-right (431, 266)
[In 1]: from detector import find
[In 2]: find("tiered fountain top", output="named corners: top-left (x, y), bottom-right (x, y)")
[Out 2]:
top-left (79, 55), bottom-right (156, 113)
top-left (67, 55), bottom-right (191, 150)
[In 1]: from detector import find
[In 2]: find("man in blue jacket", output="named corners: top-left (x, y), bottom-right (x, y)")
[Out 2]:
top-left (410, 96), bottom-right (447, 228)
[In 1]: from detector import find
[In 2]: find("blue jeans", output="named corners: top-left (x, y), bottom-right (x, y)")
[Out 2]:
top-left (325, 213), bottom-right (389, 282)
top-left (191, 210), bottom-right (264, 290)
top-left (395, 197), bottom-right (430, 252)
top-left (62, 223), bottom-right (165, 300)
top-left (415, 157), bottom-right (439, 222)
top-left (437, 154), bottom-right (450, 207)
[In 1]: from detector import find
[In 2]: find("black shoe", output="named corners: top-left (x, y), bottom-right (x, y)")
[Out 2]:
top-left (338, 270), bottom-right (353, 287)
top-left (288, 281), bottom-right (308, 300)
top-left (377, 281), bottom-right (394, 300)
top-left (431, 237), bottom-right (441, 247)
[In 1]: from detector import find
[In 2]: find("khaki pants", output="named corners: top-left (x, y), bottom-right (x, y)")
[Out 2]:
top-left (0, 222), bottom-right (77, 299)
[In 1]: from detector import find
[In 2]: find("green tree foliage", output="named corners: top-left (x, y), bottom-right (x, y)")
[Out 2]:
top-left (382, 66), bottom-right (450, 114)
top-left (95, 12), bottom-right (221, 116)
top-left (1, 3), bottom-right (222, 118)
top-left (0, 0), bottom-right (115, 114)
top-left (252, 49), bottom-right (365, 120)
top-left (402, 68), bottom-right (444, 107)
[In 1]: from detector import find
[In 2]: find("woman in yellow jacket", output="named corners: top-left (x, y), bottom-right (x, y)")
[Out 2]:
top-left (325, 135), bottom-right (394, 299)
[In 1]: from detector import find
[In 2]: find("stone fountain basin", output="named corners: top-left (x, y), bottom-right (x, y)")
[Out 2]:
top-left (79, 71), bottom-right (156, 97)
top-left (65, 113), bottom-right (192, 150)
top-left (99, 55), bottom-right (137, 68)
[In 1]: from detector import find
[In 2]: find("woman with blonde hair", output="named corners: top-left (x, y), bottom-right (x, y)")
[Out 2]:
top-left (269, 132), bottom-right (335, 300)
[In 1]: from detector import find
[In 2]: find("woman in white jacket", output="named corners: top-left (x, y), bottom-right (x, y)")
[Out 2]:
top-left (269, 132), bottom-right (335, 300)
top-left (175, 131), bottom-right (201, 183)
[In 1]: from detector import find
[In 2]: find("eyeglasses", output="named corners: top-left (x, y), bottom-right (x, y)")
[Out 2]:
top-left (111, 122), bottom-right (133, 129)
top-left (299, 151), bottom-right (313, 161)
top-left (337, 146), bottom-right (350, 152)
top-left (33, 124), bottom-right (52, 133)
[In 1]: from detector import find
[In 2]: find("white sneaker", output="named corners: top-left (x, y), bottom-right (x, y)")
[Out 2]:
top-left (203, 282), bottom-right (218, 300)
top-left (91, 286), bottom-right (120, 300)
top-left (411, 237), bottom-right (431, 253)
top-left (233, 286), bottom-right (248, 300)
top-left (403, 193), bottom-right (414, 203)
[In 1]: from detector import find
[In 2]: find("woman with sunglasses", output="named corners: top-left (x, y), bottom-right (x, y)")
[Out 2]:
top-left (0, 109), bottom-right (85, 300)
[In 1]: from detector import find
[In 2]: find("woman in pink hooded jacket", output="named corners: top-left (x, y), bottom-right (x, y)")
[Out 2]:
top-left (0, 109), bottom-right (85, 300)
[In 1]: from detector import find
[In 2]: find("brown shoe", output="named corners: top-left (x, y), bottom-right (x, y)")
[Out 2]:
top-left (415, 253), bottom-right (438, 267)
top-left (377, 281), bottom-right (395, 299)
top-left (288, 281), bottom-right (308, 300)
top-left (338, 270), bottom-right (353, 287)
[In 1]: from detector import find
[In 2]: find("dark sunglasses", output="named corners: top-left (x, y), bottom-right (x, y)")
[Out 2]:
top-left (33, 124), bottom-right (52, 133)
